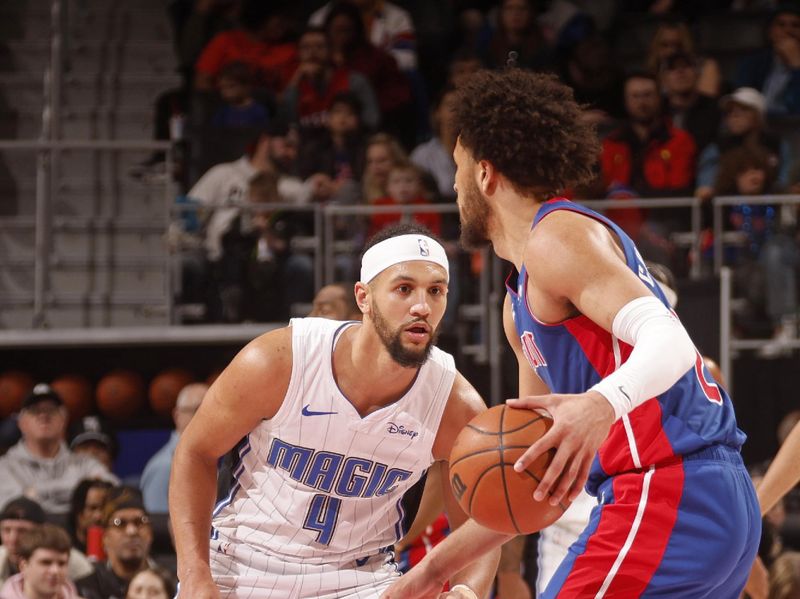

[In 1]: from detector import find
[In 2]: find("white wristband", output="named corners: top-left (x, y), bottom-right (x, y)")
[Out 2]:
top-left (450, 584), bottom-right (478, 599)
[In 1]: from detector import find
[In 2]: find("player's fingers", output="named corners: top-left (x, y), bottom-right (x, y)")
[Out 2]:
top-left (512, 428), bottom-right (559, 473)
top-left (568, 458), bottom-right (592, 502)
top-left (550, 455), bottom-right (582, 506)
top-left (532, 440), bottom-right (571, 502)
top-left (505, 394), bottom-right (553, 411)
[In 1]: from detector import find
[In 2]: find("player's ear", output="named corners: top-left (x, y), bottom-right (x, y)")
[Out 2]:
top-left (477, 160), bottom-right (498, 195)
top-left (354, 282), bottom-right (370, 315)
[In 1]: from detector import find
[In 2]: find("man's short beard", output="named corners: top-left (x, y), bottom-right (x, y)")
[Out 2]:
top-left (371, 300), bottom-right (438, 368)
top-left (459, 177), bottom-right (493, 250)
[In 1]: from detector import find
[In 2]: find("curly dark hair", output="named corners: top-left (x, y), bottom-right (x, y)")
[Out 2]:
top-left (452, 69), bottom-right (599, 197)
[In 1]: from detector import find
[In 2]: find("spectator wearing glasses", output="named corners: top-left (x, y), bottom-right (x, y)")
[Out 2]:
top-left (0, 384), bottom-right (117, 514)
top-left (76, 487), bottom-right (154, 599)
top-left (140, 384), bottom-right (208, 514)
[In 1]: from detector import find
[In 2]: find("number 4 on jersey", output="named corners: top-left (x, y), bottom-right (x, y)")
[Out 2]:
top-left (303, 494), bottom-right (341, 545)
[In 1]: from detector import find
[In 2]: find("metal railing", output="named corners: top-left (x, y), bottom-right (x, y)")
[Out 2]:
top-left (0, 139), bottom-right (175, 326)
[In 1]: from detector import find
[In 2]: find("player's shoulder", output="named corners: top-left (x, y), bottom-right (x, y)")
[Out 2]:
top-left (234, 325), bottom-right (294, 375)
top-left (290, 316), bottom-right (354, 339)
top-left (532, 205), bottom-right (604, 241)
top-left (528, 206), bottom-right (613, 266)
top-left (448, 370), bottom-right (487, 419)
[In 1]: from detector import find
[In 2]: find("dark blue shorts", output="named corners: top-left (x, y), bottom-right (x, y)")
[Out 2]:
top-left (543, 446), bottom-right (761, 598)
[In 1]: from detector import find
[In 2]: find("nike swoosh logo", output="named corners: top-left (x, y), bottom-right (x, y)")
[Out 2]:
top-left (302, 405), bottom-right (338, 417)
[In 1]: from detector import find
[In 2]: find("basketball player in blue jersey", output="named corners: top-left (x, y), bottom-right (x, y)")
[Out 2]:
top-left (383, 70), bottom-right (760, 598)
top-left (169, 223), bottom-right (500, 599)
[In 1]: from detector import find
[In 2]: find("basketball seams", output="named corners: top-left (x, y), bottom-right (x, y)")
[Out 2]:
top-left (499, 406), bottom-right (523, 535)
top-left (466, 413), bottom-right (544, 435)
top-left (450, 445), bottom-right (535, 468)
top-left (518, 467), bottom-right (569, 512)
top-left (450, 404), bottom-right (566, 534)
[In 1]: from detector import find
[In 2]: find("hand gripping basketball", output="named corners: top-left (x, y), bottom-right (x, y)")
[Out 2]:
top-left (448, 404), bottom-right (571, 534)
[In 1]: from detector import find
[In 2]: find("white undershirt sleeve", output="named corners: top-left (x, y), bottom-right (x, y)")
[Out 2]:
top-left (590, 295), bottom-right (696, 420)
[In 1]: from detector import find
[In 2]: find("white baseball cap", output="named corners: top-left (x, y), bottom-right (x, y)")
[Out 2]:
top-left (720, 87), bottom-right (766, 117)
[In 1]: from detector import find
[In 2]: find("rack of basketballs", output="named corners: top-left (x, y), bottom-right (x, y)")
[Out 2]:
top-left (0, 368), bottom-right (220, 425)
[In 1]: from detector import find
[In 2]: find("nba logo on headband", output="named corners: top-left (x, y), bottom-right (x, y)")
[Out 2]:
top-left (418, 238), bottom-right (430, 256)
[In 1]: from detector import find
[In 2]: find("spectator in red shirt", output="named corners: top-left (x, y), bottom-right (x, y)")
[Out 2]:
top-left (601, 71), bottom-right (697, 198)
top-left (278, 26), bottom-right (379, 135)
top-left (195, 3), bottom-right (297, 95)
top-left (601, 71), bottom-right (697, 270)
top-left (368, 162), bottom-right (441, 238)
top-left (324, 2), bottom-right (412, 139)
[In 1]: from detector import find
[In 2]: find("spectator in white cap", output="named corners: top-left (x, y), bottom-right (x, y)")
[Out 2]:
top-left (0, 384), bottom-right (118, 514)
top-left (695, 86), bottom-right (792, 200)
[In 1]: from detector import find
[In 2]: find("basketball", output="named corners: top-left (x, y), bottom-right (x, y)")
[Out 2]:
top-left (148, 368), bottom-right (194, 417)
top-left (0, 371), bottom-right (34, 418)
top-left (96, 370), bottom-right (145, 421)
top-left (51, 374), bottom-right (94, 421)
top-left (449, 404), bottom-right (570, 535)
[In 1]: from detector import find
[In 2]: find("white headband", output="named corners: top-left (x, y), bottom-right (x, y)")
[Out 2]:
top-left (360, 234), bottom-right (449, 283)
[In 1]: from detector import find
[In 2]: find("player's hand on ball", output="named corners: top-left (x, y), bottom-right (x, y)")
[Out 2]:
top-left (506, 391), bottom-right (615, 506)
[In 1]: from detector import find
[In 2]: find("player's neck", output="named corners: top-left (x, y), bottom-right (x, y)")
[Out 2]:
top-left (334, 324), bottom-right (420, 416)
top-left (490, 193), bottom-right (543, 270)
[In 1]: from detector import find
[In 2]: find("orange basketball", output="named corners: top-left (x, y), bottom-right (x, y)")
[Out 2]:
top-left (96, 370), bottom-right (145, 421)
top-left (148, 368), bottom-right (194, 417)
top-left (0, 371), bottom-right (34, 418)
top-left (449, 404), bottom-right (570, 535)
top-left (51, 374), bottom-right (94, 421)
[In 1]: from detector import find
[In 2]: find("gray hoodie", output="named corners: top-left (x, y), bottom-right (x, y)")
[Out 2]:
top-left (0, 442), bottom-right (117, 514)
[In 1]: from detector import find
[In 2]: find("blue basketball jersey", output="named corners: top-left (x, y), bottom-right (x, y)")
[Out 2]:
top-left (505, 199), bottom-right (746, 494)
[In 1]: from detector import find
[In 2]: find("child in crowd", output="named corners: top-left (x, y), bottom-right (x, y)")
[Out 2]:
top-left (212, 62), bottom-right (271, 129)
top-left (210, 171), bottom-right (313, 323)
top-left (298, 92), bottom-right (366, 205)
top-left (368, 162), bottom-right (441, 238)
top-left (715, 145), bottom-right (798, 357)
top-left (125, 566), bottom-right (176, 599)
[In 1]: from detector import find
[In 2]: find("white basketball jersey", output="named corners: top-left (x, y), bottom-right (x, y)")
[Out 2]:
top-left (211, 317), bottom-right (456, 566)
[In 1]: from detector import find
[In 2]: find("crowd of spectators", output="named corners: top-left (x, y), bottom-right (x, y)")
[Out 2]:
top-left (2, 3), bottom-right (800, 597)
top-left (137, 0), bottom-right (800, 353)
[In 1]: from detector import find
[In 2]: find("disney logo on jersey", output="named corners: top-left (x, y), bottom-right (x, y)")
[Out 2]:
top-left (387, 422), bottom-right (419, 439)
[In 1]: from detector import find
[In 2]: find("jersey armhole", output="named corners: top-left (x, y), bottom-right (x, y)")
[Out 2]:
top-left (267, 322), bottom-right (305, 428)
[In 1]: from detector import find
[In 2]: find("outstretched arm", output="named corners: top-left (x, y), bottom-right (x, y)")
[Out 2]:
top-left (756, 420), bottom-right (800, 516)
top-left (170, 328), bottom-right (292, 598)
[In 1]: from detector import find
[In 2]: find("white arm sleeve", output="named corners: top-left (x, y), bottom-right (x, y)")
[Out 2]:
top-left (590, 296), bottom-right (696, 420)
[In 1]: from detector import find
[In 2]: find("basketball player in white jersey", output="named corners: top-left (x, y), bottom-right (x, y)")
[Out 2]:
top-left (169, 224), bottom-right (500, 599)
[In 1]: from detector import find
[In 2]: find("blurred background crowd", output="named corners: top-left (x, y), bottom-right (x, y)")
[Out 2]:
top-left (2, 0), bottom-right (800, 597)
